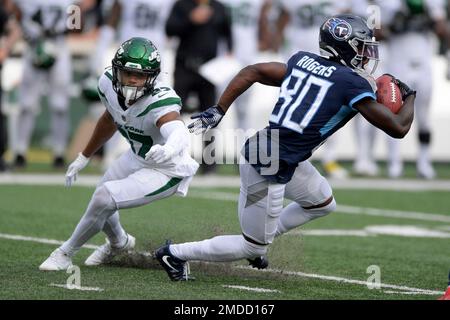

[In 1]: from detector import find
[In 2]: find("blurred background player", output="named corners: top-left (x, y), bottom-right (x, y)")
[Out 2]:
top-left (273, 0), bottom-right (351, 178)
top-left (220, 0), bottom-right (271, 131)
top-left (10, 0), bottom-right (81, 169)
top-left (383, 0), bottom-right (449, 179)
top-left (350, 0), bottom-right (398, 177)
top-left (0, 0), bottom-right (21, 171)
top-left (88, 0), bottom-right (175, 77)
top-left (165, 0), bottom-right (232, 174)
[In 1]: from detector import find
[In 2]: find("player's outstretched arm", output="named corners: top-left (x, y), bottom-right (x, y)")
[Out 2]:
top-left (188, 62), bottom-right (287, 134)
top-left (217, 62), bottom-right (287, 112)
top-left (354, 94), bottom-right (415, 139)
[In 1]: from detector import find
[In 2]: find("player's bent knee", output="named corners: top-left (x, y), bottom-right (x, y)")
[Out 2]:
top-left (304, 197), bottom-right (336, 218)
top-left (92, 185), bottom-right (117, 211)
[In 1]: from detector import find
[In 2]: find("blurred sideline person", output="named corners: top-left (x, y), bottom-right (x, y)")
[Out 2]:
top-left (154, 15), bottom-right (417, 281)
top-left (166, 0), bottom-right (232, 174)
top-left (39, 38), bottom-right (199, 271)
top-left (384, 0), bottom-right (449, 179)
top-left (0, 0), bottom-right (21, 171)
top-left (274, 0), bottom-right (351, 179)
top-left (220, 0), bottom-right (271, 131)
top-left (10, 0), bottom-right (82, 169)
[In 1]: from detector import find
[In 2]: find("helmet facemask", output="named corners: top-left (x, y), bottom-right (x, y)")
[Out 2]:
top-left (349, 37), bottom-right (379, 75)
top-left (112, 63), bottom-right (159, 105)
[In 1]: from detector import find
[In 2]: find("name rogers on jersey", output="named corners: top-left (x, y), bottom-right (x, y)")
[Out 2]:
top-left (296, 55), bottom-right (337, 78)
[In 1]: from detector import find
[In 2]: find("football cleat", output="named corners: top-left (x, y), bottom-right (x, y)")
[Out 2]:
top-left (417, 161), bottom-right (436, 180)
top-left (438, 287), bottom-right (450, 300)
top-left (388, 162), bottom-right (403, 179)
top-left (353, 160), bottom-right (379, 177)
top-left (247, 256), bottom-right (269, 270)
top-left (53, 156), bottom-right (66, 169)
top-left (154, 241), bottom-right (193, 281)
top-left (323, 161), bottom-right (348, 179)
top-left (13, 154), bottom-right (27, 169)
top-left (84, 234), bottom-right (135, 266)
top-left (39, 248), bottom-right (73, 271)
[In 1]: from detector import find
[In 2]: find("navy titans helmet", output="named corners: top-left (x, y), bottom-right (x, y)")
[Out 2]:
top-left (319, 14), bottom-right (379, 75)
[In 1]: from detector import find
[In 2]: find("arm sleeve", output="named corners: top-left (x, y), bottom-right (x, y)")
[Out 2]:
top-left (160, 120), bottom-right (190, 155)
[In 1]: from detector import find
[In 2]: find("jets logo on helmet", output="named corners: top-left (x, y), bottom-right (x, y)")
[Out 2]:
top-left (111, 37), bottom-right (162, 104)
top-left (324, 18), bottom-right (352, 41)
top-left (149, 51), bottom-right (161, 63)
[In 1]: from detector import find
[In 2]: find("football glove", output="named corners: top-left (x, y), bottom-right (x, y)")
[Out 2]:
top-left (65, 153), bottom-right (90, 187)
top-left (383, 73), bottom-right (416, 101)
top-left (145, 144), bottom-right (176, 164)
top-left (187, 105), bottom-right (225, 134)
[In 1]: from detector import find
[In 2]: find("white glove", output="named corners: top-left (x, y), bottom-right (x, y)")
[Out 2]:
top-left (145, 144), bottom-right (176, 164)
top-left (65, 153), bottom-right (90, 187)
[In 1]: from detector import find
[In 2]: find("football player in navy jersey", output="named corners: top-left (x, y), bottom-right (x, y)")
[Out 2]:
top-left (154, 14), bottom-right (417, 281)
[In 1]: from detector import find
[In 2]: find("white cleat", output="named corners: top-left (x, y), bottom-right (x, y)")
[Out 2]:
top-left (323, 161), bottom-right (348, 179)
top-left (353, 160), bottom-right (379, 177)
top-left (417, 161), bottom-right (436, 180)
top-left (388, 162), bottom-right (403, 179)
top-left (39, 248), bottom-right (73, 271)
top-left (84, 234), bottom-right (135, 266)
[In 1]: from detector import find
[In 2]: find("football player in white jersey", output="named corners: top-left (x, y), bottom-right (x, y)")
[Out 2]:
top-left (11, 0), bottom-right (80, 168)
top-left (39, 38), bottom-right (199, 271)
top-left (220, 0), bottom-right (271, 130)
top-left (382, 0), bottom-right (449, 179)
top-left (274, 0), bottom-right (351, 178)
top-left (89, 0), bottom-right (175, 76)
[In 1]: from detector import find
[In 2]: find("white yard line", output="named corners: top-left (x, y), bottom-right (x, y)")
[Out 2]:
top-left (0, 233), bottom-right (99, 250)
top-left (0, 232), bottom-right (443, 297)
top-left (49, 283), bottom-right (104, 292)
top-left (234, 266), bottom-right (443, 296)
top-left (2, 173), bottom-right (450, 191)
top-left (222, 285), bottom-right (280, 293)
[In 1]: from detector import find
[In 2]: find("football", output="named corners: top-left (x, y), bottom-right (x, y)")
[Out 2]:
top-left (376, 74), bottom-right (403, 114)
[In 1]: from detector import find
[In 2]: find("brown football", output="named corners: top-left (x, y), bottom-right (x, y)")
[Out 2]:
top-left (376, 74), bottom-right (403, 114)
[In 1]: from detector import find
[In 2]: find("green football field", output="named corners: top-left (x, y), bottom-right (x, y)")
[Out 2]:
top-left (0, 183), bottom-right (449, 300)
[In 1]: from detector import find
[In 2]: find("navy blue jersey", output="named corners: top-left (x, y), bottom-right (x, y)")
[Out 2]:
top-left (243, 51), bottom-right (376, 184)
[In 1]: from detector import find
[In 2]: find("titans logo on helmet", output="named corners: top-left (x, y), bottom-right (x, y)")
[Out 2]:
top-left (323, 17), bottom-right (352, 41)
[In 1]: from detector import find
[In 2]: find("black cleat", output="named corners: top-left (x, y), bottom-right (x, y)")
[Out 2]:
top-left (154, 241), bottom-right (193, 281)
top-left (13, 154), bottom-right (27, 169)
top-left (53, 156), bottom-right (65, 169)
top-left (247, 256), bottom-right (269, 270)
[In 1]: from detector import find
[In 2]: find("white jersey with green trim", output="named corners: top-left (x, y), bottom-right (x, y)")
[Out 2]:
top-left (97, 68), bottom-right (199, 178)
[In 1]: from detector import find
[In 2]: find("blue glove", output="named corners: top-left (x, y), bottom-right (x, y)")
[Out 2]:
top-left (187, 105), bottom-right (225, 134)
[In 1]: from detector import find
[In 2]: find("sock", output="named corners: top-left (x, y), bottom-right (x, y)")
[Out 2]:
top-left (15, 109), bottom-right (36, 154)
top-left (276, 200), bottom-right (336, 236)
top-left (60, 185), bottom-right (117, 256)
top-left (102, 211), bottom-right (128, 248)
top-left (51, 110), bottom-right (69, 156)
top-left (169, 235), bottom-right (267, 262)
